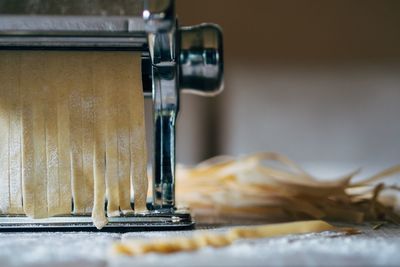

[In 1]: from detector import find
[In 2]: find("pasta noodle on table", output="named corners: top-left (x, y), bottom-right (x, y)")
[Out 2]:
top-left (113, 220), bottom-right (358, 256)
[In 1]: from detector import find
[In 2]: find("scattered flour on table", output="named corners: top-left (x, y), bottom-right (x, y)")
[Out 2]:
top-left (1, 225), bottom-right (400, 267)
top-left (113, 227), bottom-right (400, 267)
top-left (0, 232), bottom-right (120, 267)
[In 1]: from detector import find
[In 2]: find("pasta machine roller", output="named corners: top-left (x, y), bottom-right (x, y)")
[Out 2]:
top-left (0, 0), bottom-right (223, 231)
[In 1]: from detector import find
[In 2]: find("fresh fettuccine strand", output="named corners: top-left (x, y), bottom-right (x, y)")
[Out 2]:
top-left (0, 53), bottom-right (24, 215)
top-left (8, 54), bottom-right (23, 214)
top-left (91, 53), bottom-right (108, 229)
top-left (68, 55), bottom-right (85, 214)
top-left (113, 55), bottom-right (134, 215)
top-left (127, 54), bottom-right (148, 213)
top-left (104, 54), bottom-right (121, 217)
top-left (113, 220), bottom-right (356, 256)
top-left (0, 52), bottom-right (11, 214)
top-left (25, 52), bottom-right (48, 218)
top-left (80, 54), bottom-right (95, 214)
top-left (44, 55), bottom-right (61, 216)
top-left (20, 52), bottom-right (35, 218)
top-left (54, 53), bottom-right (72, 215)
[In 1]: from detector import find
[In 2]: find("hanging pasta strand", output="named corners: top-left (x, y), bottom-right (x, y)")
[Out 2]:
top-left (104, 54), bottom-right (121, 217)
top-left (7, 53), bottom-right (23, 215)
top-left (92, 52), bottom-right (108, 229)
top-left (113, 54), bottom-right (134, 215)
top-left (0, 52), bottom-right (11, 214)
top-left (80, 53), bottom-right (95, 214)
top-left (68, 55), bottom-right (86, 214)
top-left (22, 52), bottom-right (49, 219)
top-left (54, 53), bottom-right (72, 215)
top-left (127, 54), bottom-right (148, 213)
top-left (45, 53), bottom-right (61, 216)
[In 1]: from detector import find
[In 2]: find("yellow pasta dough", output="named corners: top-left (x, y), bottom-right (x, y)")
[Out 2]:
top-left (0, 51), bottom-right (148, 229)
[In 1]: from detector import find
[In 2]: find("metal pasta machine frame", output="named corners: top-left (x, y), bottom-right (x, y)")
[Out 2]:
top-left (0, 0), bottom-right (223, 231)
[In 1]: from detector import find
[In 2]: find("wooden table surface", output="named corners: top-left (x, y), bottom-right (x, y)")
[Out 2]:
top-left (0, 222), bottom-right (399, 267)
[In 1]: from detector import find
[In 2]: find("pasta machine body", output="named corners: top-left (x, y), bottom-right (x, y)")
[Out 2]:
top-left (0, 0), bottom-right (223, 231)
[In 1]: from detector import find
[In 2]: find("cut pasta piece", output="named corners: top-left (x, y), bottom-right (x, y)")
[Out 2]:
top-left (113, 220), bottom-right (355, 256)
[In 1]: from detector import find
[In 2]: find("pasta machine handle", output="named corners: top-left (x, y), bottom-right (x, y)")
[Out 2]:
top-left (179, 24), bottom-right (224, 96)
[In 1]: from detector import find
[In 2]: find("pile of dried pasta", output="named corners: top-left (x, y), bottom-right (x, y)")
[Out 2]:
top-left (176, 152), bottom-right (400, 224)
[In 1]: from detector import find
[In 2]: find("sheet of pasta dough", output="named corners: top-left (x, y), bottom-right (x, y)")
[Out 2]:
top-left (0, 51), bottom-right (148, 228)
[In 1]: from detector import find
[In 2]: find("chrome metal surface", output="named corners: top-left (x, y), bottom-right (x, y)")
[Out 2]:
top-left (143, 0), bottom-right (175, 33)
top-left (0, 15), bottom-right (146, 48)
top-left (0, 36), bottom-right (147, 49)
top-left (0, 15), bottom-right (145, 34)
top-left (145, 0), bottom-right (178, 209)
top-left (180, 24), bottom-right (224, 96)
top-left (0, 0), bottom-right (144, 16)
top-left (0, 209), bottom-right (194, 231)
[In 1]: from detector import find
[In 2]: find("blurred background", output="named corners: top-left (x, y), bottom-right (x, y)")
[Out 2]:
top-left (171, 0), bottom-right (400, 175)
top-left (1, 0), bottom-right (399, 174)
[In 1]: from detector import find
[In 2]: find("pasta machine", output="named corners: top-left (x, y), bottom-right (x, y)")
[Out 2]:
top-left (0, 0), bottom-right (223, 231)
